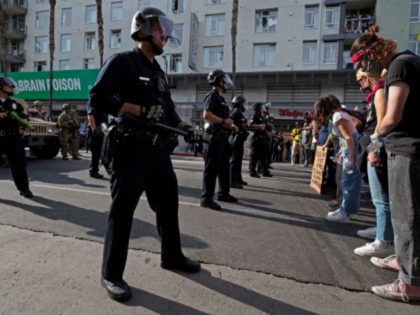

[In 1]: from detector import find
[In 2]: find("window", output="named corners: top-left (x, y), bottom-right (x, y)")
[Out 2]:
top-left (325, 6), bottom-right (340, 28)
top-left (408, 34), bottom-right (420, 55)
top-left (111, 2), bottom-right (123, 21)
top-left (36, 0), bottom-right (48, 4)
top-left (166, 54), bottom-right (182, 73)
top-left (205, 14), bottom-right (225, 36)
top-left (83, 58), bottom-right (95, 69)
top-left (110, 30), bottom-right (122, 48)
top-left (255, 9), bottom-right (278, 33)
top-left (411, 0), bottom-right (420, 23)
top-left (169, 23), bottom-right (183, 46)
top-left (59, 59), bottom-right (71, 70)
top-left (323, 42), bottom-right (338, 64)
top-left (35, 11), bottom-right (49, 29)
top-left (84, 32), bottom-right (96, 50)
top-left (253, 43), bottom-right (276, 66)
top-left (138, 0), bottom-right (151, 10)
top-left (34, 61), bottom-right (47, 71)
top-left (35, 36), bottom-right (48, 53)
top-left (304, 5), bottom-right (319, 28)
top-left (60, 34), bottom-right (71, 52)
top-left (86, 5), bottom-right (97, 24)
top-left (167, 0), bottom-right (184, 14)
top-left (302, 41), bottom-right (317, 65)
top-left (203, 46), bottom-right (223, 68)
top-left (61, 8), bottom-right (72, 26)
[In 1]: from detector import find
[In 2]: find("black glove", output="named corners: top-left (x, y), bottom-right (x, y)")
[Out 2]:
top-left (182, 125), bottom-right (196, 144)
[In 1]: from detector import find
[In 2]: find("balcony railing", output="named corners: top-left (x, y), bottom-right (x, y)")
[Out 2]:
top-left (1, 0), bottom-right (28, 14)
top-left (3, 19), bottom-right (26, 39)
top-left (344, 16), bottom-right (375, 34)
top-left (1, 48), bottom-right (26, 63)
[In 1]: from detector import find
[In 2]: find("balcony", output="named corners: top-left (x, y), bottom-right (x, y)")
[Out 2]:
top-left (3, 19), bottom-right (26, 39)
top-left (1, 48), bottom-right (26, 63)
top-left (1, 0), bottom-right (28, 15)
top-left (344, 16), bottom-right (376, 35)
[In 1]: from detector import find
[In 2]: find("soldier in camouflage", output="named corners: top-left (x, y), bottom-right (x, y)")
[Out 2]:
top-left (57, 103), bottom-right (80, 160)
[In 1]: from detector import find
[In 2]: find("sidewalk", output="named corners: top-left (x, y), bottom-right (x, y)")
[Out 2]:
top-left (0, 224), bottom-right (418, 315)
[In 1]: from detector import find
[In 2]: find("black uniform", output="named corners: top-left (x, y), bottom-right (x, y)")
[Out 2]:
top-left (87, 110), bottom-right (108, 177)
top-left (229, 108), bottom-right (247, 185)
top-left (201, 90), bottom-right (232, 202)
top-left (0, 98), bottom-right (31, 195)
top-left (88, 47), bottom-right (186, 281)
top-left (249, 112), bottom-right (268, 175)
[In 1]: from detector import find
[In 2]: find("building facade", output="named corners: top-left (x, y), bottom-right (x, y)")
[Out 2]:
top-left (0, 0), bottom-right (417, 129)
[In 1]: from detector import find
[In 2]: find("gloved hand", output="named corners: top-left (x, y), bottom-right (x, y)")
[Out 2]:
top-left (182, 125), bottom-right (196, 143)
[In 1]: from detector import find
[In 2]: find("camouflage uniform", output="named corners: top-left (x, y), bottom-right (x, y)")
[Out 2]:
top-left (57, 107), bottom-right (80, 160)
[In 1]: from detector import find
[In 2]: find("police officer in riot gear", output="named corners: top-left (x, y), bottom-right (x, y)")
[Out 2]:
top-left (248, 102), bottom-right (270, 177)
top-left (0, 76), bottom-right (33, 198)
top-left (87, 7), bottom-right (200, 302)
top-left (229, 96), bottom-right (248, 189)
top-left (200, 70), bottom-right (239, 210)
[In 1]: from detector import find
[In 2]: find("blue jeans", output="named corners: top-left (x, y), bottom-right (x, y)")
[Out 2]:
top-left (367, 163), bottom-right (393, 241)
top-left (340, 163), bottom-right (361, 215)
top-left (388, 153), bottom-right (420, 286)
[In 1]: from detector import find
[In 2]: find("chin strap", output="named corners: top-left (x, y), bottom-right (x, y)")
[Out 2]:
top-left (146, 36), bottom-right (164, 56)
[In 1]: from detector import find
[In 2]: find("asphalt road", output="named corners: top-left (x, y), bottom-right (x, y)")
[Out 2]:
top-left (0, 152), bottom-right (396, 294)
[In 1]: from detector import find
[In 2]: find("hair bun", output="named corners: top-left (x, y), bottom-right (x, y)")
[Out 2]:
top-left (368, 25), bottom-right (380, 35)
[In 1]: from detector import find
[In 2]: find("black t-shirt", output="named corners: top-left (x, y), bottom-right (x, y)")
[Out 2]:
top-left (384, 51), bottom-right (420, 157)
top-left (203, 89), bottom-right (230, 119)
top-left (359, 98), bottom-right (378, 152)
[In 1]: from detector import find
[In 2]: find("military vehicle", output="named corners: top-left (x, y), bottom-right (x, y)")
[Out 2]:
top-left (24, 117), bottom-right (61, 159)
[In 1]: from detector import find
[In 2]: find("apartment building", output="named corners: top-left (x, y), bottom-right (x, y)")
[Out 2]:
top-left (0, 0), bottom-right (417, 127)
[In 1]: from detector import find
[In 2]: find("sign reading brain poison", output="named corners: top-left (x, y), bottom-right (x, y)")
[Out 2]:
top-left (4, 69), bottom-right (99, 100)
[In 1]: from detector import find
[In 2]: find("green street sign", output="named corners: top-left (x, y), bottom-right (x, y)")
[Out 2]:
top-left (2, 69), bottom-right (99, 100)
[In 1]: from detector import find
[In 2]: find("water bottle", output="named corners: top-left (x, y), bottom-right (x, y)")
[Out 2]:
top-left (342, 148), bottom-right (354, 174)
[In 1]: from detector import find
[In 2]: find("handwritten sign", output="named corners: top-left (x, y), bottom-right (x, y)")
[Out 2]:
top-left (310, 146), bottom-right (328, 194)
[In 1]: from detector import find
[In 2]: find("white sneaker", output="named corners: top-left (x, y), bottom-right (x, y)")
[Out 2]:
top-left (328, 208), bottom-right (341, 216)
top-left (325, 210), bottom-right (350, 223)
top-left (357, 227), bottom-right (376, 239)
top-left (354, 240), bottom-right (394, 257)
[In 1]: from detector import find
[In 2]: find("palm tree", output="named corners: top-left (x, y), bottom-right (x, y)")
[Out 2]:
top-left (48, 0), bottom-right (56, 118)
top-left (231, 0), bottom-right (239, 97)
top-left (96, 0), bottom-right (104, 67)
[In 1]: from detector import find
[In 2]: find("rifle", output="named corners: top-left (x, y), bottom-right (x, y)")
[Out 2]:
top-left (0, 106), bottom-right (34, 130)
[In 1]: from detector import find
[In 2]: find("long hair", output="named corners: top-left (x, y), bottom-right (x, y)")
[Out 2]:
top-left (313, 95), bottom-right (341, 126)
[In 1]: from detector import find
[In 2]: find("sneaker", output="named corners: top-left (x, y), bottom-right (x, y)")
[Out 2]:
top-left (230, 183), bottom-right (243, 189)
top-left (325, 209), bottom-right (350, 223)
top-left (370, 254), bottom-right (399, 271)
top-left (262, 172), bottom-right (273, 177)
top-left (354, 240), bottom-right (394, 257)
top-left (357, 227), bottom-right (377, 239)
top-left (217, 194), bottom-right (238, 203)
top-left (161, 256), bottom-right (201, 273)
top-left (200, 200), bottom-right (222, 210)
top-left (372, 279), bottom-right (420, 303)
top-left (249, 173), bottom-right (260, 178)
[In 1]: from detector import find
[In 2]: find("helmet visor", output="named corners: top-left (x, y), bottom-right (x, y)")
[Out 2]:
top-left (2, 77), bottom-right (17, 88)
top-left (142, 15), bottom-right (180, 46)
top-left (222, 74), bottom-right (234, 89)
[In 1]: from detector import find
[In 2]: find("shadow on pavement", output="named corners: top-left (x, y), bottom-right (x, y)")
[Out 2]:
top-left (180, 269), bottom-right (317, 314)
top-left (0, 196), bottom-right (208, 250)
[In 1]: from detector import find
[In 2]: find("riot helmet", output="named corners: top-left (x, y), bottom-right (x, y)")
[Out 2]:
top-left (62, 103), bottom-right (71, 110)
top-left (130, 7), bottom-right (179, 55)
top-left (232, 95), bottom-right (247, 111)
top-left (0, 76), bottom-right (17, 96)
top-left (207, 70), bottom-right (234, 93)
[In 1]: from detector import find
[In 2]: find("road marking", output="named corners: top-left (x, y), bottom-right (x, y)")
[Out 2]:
top-left (2, 182), bottom-right (315, 223)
